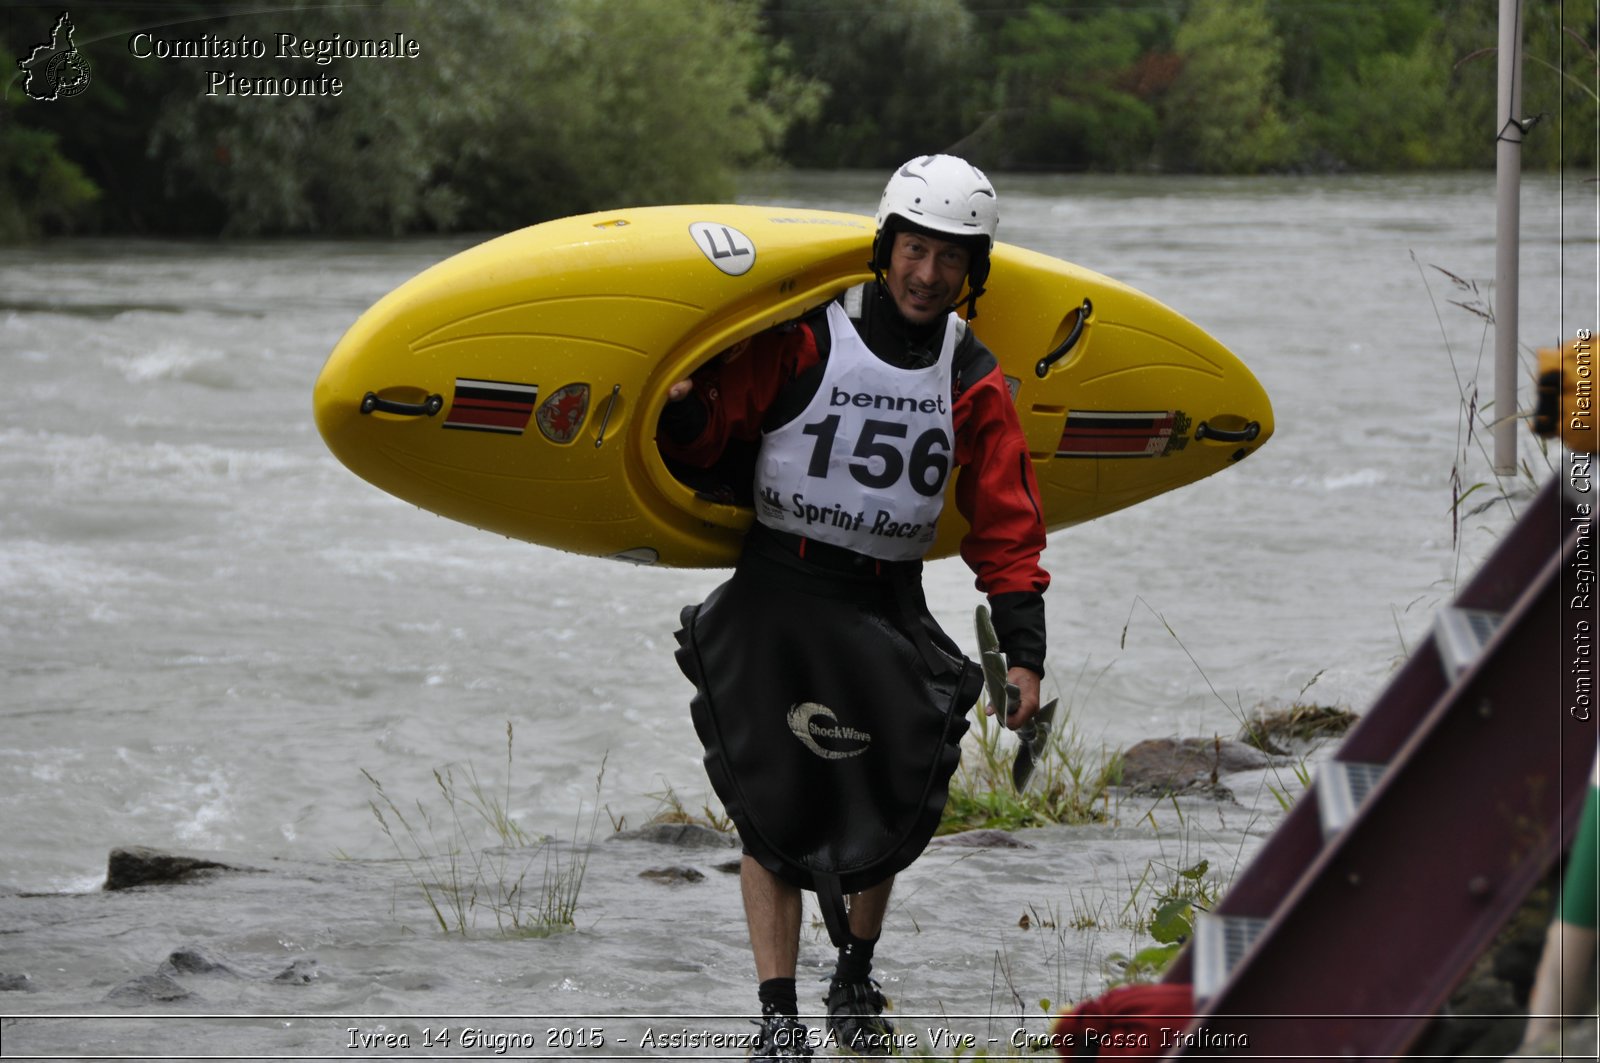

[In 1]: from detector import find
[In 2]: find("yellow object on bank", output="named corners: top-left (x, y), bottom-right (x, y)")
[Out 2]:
top-left (1535, 333), bottom-right (1597, 454)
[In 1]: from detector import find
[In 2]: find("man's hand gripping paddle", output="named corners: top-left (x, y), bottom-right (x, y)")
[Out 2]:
top-left (975, 604), bottom-right (1058, 791)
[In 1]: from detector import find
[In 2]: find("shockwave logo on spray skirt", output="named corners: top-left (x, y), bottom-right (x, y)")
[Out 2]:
top-left (1056, 409), bottom-right (1191, 458)
top-left (443, 378), bottom-right (539, 434)
top-left (787, 703), bottom-right (871, 760)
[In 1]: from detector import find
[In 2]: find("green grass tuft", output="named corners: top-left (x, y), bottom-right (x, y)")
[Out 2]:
top-left (362, 722), bottom-right (604, 938)
top-left (939, 693), bottom-right (1123, 836)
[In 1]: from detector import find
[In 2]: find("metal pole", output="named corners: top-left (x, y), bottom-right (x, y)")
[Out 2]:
top-left (1494, 0), bottom-right (1524, 475)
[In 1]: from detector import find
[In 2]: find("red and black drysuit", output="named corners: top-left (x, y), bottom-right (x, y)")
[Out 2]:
top-left (661, 283), bottom-right (1050, 945)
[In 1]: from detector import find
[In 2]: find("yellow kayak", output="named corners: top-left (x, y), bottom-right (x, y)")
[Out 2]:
top-left (314, 205), bottom-right (1273, 566)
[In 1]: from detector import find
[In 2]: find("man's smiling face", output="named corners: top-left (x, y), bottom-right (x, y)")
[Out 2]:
top-left (884, 229), bottom-right (972, 325)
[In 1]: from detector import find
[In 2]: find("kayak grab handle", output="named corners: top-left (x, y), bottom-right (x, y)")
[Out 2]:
top-left (1195, 419), bottom-right (1261, 443)
top-left (1035, 298), bottom-right (1093, 378)
top-left (594, 384), bottom-right (622, 448)
top-left (361, 392), bottom-right (443, 417)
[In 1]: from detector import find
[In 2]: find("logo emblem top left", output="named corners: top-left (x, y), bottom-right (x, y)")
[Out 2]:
top-left (18, 12), bottom-right (92, 101)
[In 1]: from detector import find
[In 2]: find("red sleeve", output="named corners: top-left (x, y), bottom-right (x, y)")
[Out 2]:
top-left (658, 325), bottom-right (820, 468)
top-left (952, 366), bottom-right (1051, 598)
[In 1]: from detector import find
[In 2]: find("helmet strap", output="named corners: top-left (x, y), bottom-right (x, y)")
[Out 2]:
top-left (959, 283), bottom-right (984, 320)
top-left (959, 255), bottom-right (990, 319)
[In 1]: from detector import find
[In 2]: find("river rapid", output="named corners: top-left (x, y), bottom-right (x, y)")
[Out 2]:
top-left (0, 172), bottom-right (1593, 1058)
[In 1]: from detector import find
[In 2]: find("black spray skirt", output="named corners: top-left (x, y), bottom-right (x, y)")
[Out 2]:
top-left (673, 530), bottom-right (981, 942)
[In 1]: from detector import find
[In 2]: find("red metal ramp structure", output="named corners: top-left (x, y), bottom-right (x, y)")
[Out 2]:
top-left (1161, 473), bottom-right (1597, 1057)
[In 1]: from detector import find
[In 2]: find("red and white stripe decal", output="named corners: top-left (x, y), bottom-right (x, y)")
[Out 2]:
top-left (1056, 410), bottom-right (1188, 458)
top-left (444, 378), bottom-right (539, 435)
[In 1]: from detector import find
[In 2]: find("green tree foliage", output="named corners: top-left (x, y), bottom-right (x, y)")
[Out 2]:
top-left (412, 0), bottom-right (821, 232)
top-left (984, 2), bottom-right (1179, 171)
top-left (1429, 0), bottom-right (1598, 171)
top-left (0, 16), bottom-right (98, 243)
top-left (4, 0), bottom-right (818, 237)
top-left (0, 123), bottom-right (100, 241)
top-left (1161, 0), bottom-right (1295, 172)
top-left (142, 2), bottom-right (458, 237)
top-left (1, 10), bottom-right (176, 239)
top-left (1273, 0), bottom-right (1449, 169)
top-left (764, 0), bottom-right (979, 169)
top-left (1270, 0), bottom-right (1596, 171)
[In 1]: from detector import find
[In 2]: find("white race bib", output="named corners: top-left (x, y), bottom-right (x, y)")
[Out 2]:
top-left (754, 302), bottom-right (957, 561)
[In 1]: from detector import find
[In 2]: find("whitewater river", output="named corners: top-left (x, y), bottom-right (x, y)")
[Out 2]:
top-left (0, 172), bottom-right (1593, 1058)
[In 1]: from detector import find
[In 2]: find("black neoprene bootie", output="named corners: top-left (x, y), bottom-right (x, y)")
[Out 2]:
top-left (824, 976), bottom-right (894, 1056)
top-left (748, 1009), bottom-right (813, 1060)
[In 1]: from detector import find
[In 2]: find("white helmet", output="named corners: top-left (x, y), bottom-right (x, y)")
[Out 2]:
top-left (872, 154), bottom-right (998, 315)
top-left (874, 154), bottom-right (998, 249)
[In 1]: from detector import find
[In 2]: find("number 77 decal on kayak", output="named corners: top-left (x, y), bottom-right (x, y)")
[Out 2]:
top-left (690, 222), bottom-right (756, 276)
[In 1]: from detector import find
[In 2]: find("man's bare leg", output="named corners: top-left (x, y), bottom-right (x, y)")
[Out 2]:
top-left (742, 856), bottom-right (813, 1056)
top-left (847, 875), bottom-right (894, 940)
top-left (742, 854), bottom-right (801, 980)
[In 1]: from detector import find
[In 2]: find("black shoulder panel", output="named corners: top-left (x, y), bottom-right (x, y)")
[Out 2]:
top-left (954, 328), bottom-right (999, 394)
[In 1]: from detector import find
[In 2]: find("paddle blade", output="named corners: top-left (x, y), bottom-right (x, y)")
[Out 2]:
top-left (975, 605), bottom-right (1017, 723)
top-left (1012, 698), bottom-right (1060, 791)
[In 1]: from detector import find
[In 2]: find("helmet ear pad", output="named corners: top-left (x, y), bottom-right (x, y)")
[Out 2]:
top-left (869, 226), bottom-right (894, 278)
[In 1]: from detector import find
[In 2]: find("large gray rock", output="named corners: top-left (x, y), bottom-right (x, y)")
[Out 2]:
top-left (161, 945), bottom-right (238, 977)
top-left (608, 823), bottom-right (737, 849)
top-left (147, 945), bottom-right (318, 991)
top-left (1119, 737), bottom-right (1273, 795)
top-left (103, 847), bottom-right (244, 891)
top-left (106, 972), bottom-right (193, 1003)
top-left (927, 829), bottom-right (1035, 850)
top-left (273, 957), bottom-right (320, 984)
top-left (638, 866), bottom-right (707, 885)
